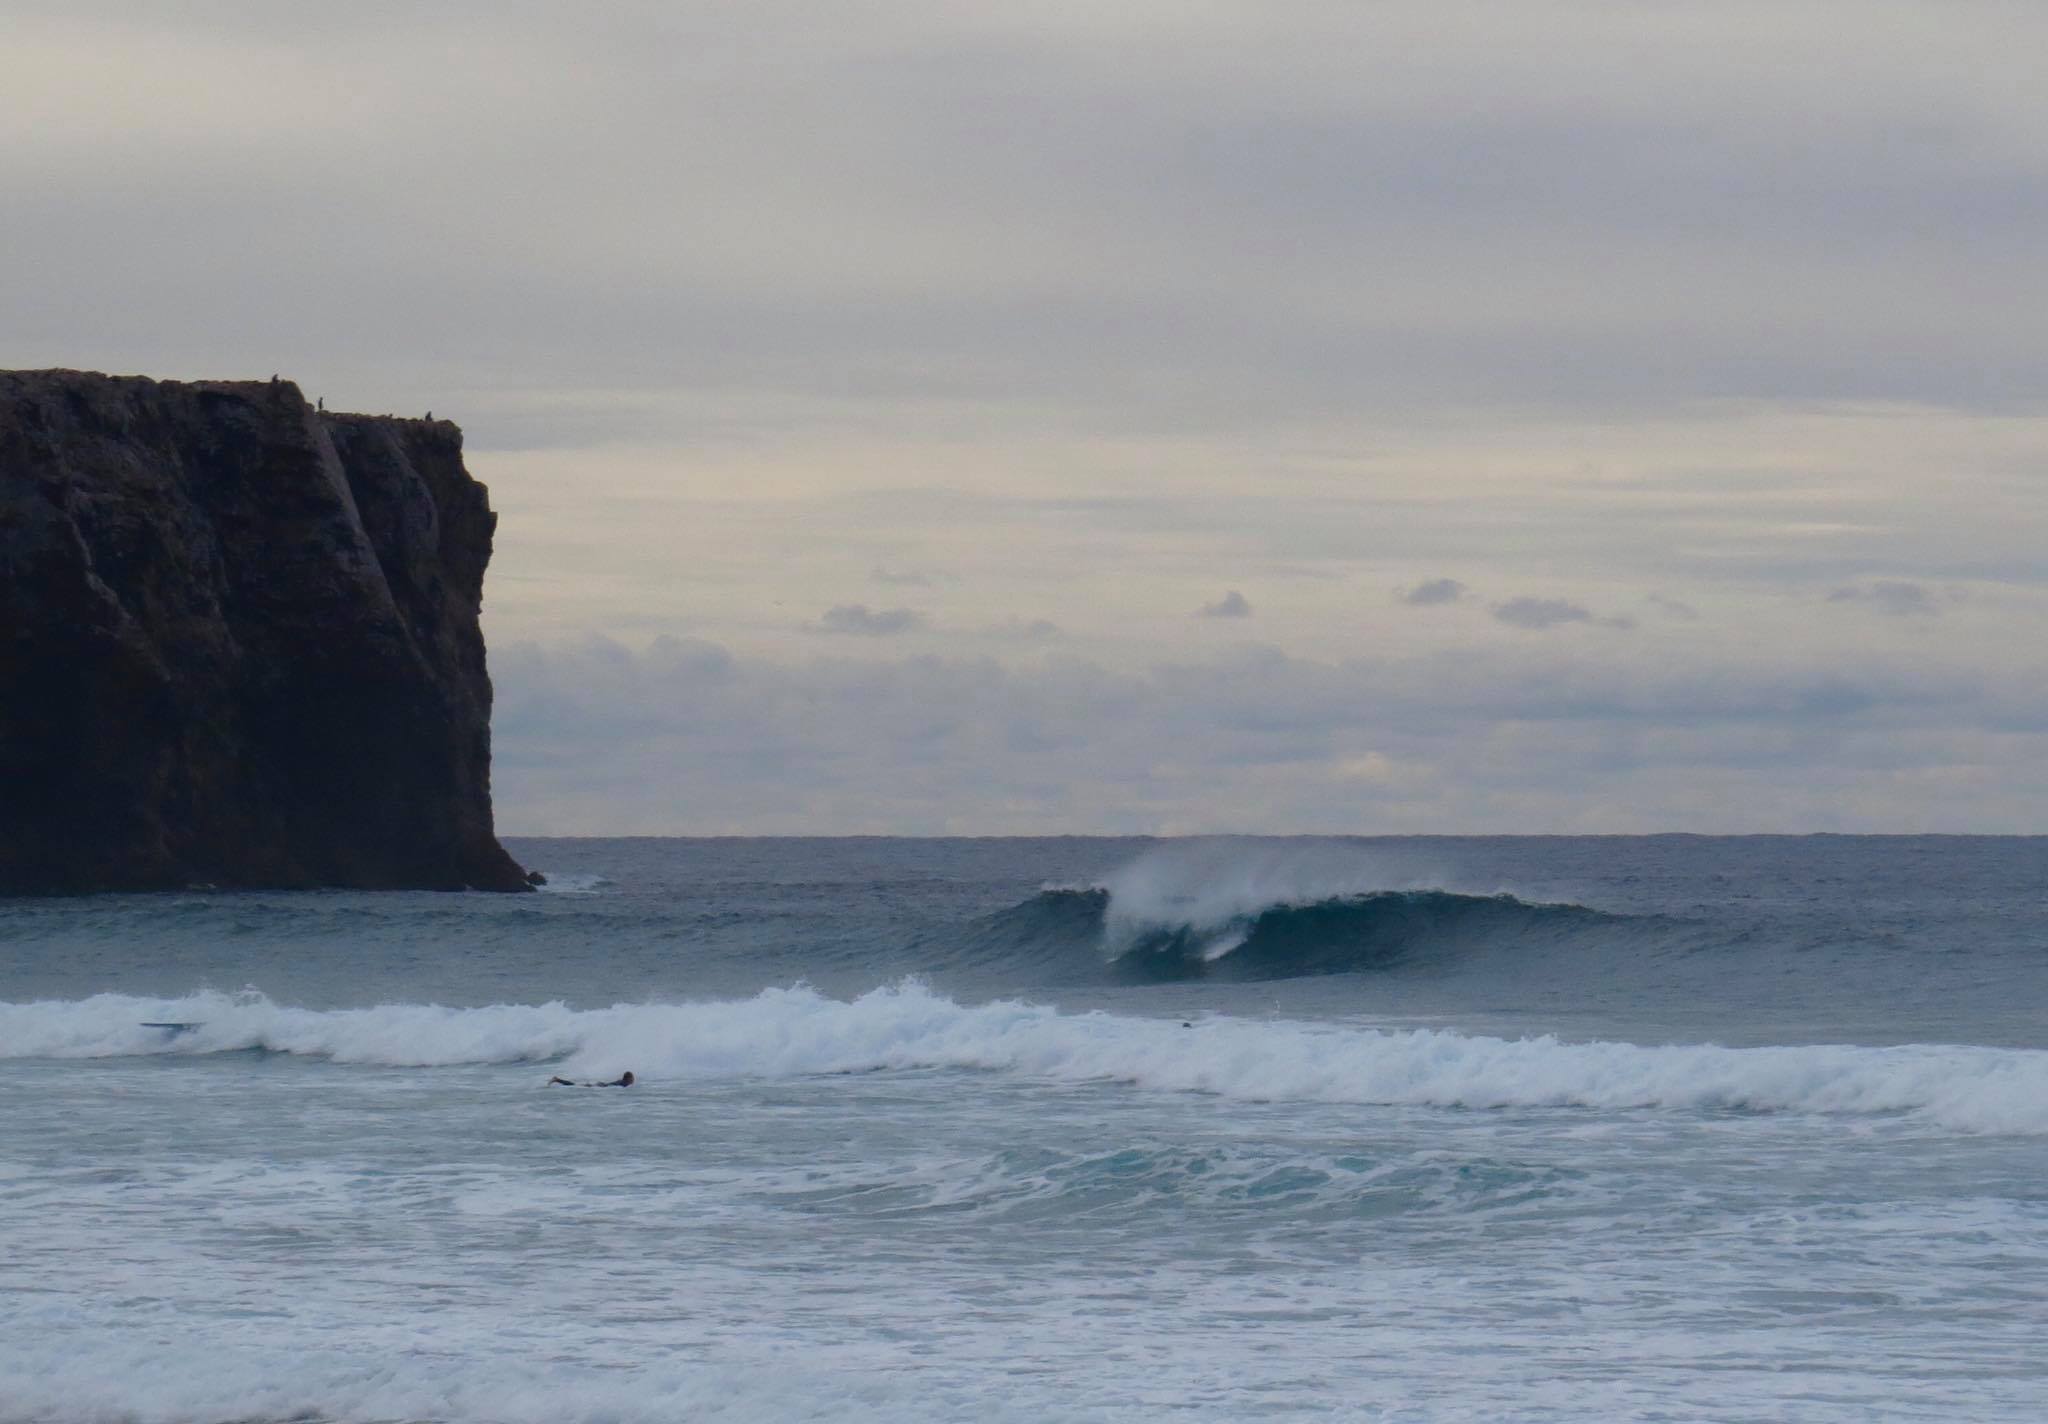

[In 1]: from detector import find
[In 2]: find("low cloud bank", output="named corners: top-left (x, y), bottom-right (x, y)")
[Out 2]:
top-left (490, 633), bottom-right (2048, 834)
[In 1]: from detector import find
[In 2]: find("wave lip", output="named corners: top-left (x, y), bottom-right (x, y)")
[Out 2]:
top-left (4, 983), bottom-right (2045, 1135)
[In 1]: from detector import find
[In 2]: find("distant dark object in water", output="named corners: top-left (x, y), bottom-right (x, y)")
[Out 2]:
top-left (526, 870), bottom-right (549, 887)
top-left (141, 1022), bottom-right (201, 1034)
top-left (548, 1071), bottom-right (634, 1087)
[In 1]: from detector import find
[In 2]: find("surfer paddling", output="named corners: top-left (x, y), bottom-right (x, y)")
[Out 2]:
top-left (548, 1071), bottom-right (635, 1087)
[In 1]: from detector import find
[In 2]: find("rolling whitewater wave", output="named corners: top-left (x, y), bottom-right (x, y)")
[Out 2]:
top-left (5, 983), bottom-right (2044, 1134)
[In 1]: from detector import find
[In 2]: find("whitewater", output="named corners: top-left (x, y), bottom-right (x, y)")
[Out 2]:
top-left (3, 835), bottom-right (2045, 1422)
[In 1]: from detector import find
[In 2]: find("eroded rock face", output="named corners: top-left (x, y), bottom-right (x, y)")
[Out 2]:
top-left (0, 370), bottom-right (531, 893)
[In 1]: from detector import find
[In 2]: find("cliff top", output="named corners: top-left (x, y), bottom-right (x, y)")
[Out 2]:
top-left (1, 368), bottom-right (462, 435)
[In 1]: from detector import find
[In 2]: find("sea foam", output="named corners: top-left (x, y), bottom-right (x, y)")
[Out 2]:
top-left (0, 1331), bottom-right (1062, 1424)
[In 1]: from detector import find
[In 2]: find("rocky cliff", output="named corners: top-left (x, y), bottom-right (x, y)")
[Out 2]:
top-left (0, 370), bottom-right (531, 893)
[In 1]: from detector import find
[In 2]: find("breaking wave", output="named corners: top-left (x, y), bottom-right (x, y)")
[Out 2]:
top-left (926, 841), bottom-right (1635, 981)
top-left (6, 983), bottom-right (2044, 1134)
top-left (532, 871), bottom-right (617, 894)
top-left (959, 886), bottom-right (1618, 981)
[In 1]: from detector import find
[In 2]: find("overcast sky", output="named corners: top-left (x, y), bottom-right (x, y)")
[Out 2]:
top-left (7, 1), bottom-right (2046, 831)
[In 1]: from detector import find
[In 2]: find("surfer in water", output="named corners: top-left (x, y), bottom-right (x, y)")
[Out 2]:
top-left (548, 1071), bottom-right (635, 1087)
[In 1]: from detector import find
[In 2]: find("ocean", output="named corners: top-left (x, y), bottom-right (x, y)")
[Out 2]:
top-left (2, 835), bottom-right (2044, 1422)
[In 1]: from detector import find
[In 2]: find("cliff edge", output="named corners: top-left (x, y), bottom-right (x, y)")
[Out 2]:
top-left (0, 370), bottom-right (531, 893)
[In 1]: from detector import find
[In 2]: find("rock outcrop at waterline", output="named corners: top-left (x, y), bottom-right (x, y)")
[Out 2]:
top-left (0, 370), bottom-right (532, 893)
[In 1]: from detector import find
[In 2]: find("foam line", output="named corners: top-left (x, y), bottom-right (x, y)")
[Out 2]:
top-left (3, 983), bottom-right (2043, 1133)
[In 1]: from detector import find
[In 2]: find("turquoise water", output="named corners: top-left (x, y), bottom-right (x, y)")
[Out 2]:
top-left (3, 836), bottom-right (2045, 1421)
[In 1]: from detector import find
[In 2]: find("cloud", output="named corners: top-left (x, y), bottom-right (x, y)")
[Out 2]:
top-left (1829, 581), bottom-right (1937, 617)
top-left (1400, 578), bottom-right (1467, 607)
top-left (984, 617), bottom-right (1061, 640)
top-left (1491, 597), bottom-right (1637, 632)
top-left (871, 567), bottom-right (943, 587)
top-left (1492, 597), bottom-right (1594, 631)
top-left (1332, 751), bottom-right (1422, 788)
top-left (813, 604), bottom-right (927, 636)
top-left (1646, 593), bottom-right (1700, 621)
top-left (1198, 590), bottom-right (1253, 619)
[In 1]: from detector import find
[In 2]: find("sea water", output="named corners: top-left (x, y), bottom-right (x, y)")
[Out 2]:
top-left (2, 836), bottom-right (2044, 1422)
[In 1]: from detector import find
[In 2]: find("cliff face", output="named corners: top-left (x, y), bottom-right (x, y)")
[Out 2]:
top-left (0, 370), bottom-right (531, 893)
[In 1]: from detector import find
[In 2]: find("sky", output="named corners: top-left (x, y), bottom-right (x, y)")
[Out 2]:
top-left (6, 0), bottom-right (2047, 832)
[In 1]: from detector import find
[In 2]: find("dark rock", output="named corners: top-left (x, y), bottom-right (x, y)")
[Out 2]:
top-left (0, 369), bottom-right (531, 893)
